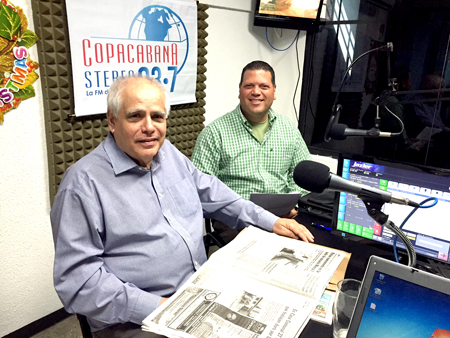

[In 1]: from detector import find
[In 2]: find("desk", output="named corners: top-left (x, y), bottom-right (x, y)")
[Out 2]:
top-left (300, 319), bottom-right (333, 337)
top-left (295, 212), bottom-right (393, 338)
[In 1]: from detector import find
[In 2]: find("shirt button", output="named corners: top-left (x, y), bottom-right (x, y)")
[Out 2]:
top-left (158, 193), bottom-right (162, 198)
top-left (194, 261), bottom-right (198, 266)
top-left (186, 237), bottom-right (190, 242)
top-left (168, 218), bottom-right (172, 222)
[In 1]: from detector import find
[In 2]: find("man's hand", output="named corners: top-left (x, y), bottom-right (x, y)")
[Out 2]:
top-left (273, 218), bottom-right (314, 243)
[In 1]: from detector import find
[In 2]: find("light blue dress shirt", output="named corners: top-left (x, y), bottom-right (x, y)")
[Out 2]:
top-left (50, 133), bottom-right (278, 331)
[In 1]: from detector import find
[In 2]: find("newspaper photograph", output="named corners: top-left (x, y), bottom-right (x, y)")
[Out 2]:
top-left (208, 226), bottom-right (346, 299)
top-left (143, 267), bottom-right (315, 338)
top-left (142, 226), bottom-right (346, 338)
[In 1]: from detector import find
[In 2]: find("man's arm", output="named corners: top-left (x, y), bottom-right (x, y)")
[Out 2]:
top-left (190, 162), bottom-right (314, 243)
top-left (287, 131), bottom-right (311, 196)
top-left (51, 189), bottom-right (160, 327)
top-left (191, 125), bottom-right (221, 176)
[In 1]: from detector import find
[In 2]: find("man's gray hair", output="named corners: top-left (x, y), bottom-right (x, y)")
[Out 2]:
top-left (107, 74), bottom-right (171, 118)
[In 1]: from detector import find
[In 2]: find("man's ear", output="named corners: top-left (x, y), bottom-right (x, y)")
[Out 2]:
top-left (106, 110), bottom-right (116, 133)
top-left (273, 84), bottom-right (277, 101)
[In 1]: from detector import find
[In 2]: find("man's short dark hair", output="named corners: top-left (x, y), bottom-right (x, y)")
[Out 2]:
top-left (240, 60), bottom-right (276, 86)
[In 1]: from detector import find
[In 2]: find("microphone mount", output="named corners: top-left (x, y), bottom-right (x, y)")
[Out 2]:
top-left (324, 42), bottom-right (396, 142)
top-left (358, 191), bottom-right (417, 268)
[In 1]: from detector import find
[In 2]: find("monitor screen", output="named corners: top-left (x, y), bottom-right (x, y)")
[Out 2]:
top-left (332, 154), bottom-right (450, 267)
top-left (353, 270), bottom-right (450, 337)
top-left (257, 0), bottom-right (326, 19)
top-left (253, 0), bottom-right (328, 31)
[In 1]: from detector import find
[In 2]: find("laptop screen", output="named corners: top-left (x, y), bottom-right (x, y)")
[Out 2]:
top-left (333, 154), bottom-right (450, 266)
top-left (348, 256), bottom-right (450, 338)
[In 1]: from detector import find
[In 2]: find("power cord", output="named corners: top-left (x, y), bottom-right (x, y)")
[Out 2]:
top-left (264, 27), bottom-right (302, 122)
top-left (392, 197), bottom-right (438, 263)
top-left (265, 27), bottom-right (299, 51)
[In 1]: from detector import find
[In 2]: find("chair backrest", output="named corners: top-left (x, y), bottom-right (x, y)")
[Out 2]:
top-left (203, 218), bottom-right (224, 256)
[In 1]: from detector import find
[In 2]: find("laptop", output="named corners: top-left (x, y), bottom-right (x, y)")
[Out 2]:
top-left (346, 256), bottom-right (450, 338)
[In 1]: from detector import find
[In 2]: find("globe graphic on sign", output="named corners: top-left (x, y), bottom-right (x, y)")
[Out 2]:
top-left (129, 5), bottom-right (189, 71)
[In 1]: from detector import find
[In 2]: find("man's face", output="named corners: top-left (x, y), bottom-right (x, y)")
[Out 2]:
top-left (107, 79), bottom-right (167, 169)
top-left (239, 69), bottom-right (276, 123)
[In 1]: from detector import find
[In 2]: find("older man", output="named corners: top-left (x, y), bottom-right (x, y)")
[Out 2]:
top-left (50, 75), bottom-right (313, 337)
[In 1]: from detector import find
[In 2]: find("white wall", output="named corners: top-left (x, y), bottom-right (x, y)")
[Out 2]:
top-left (201, 0), bottom-right (307, 126)
top-left (0, 1), bottom-right (63, 336)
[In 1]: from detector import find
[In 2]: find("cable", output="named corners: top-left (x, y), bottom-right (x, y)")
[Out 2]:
top-left (265, 27), bottom-right (299, 52)
top-left (292, 30), bottom-right (301, 122)
top-left (392, 197), bottom-right (438, 264)
top-left (264, 27), bottom-right (301, 121)
top-left (382, 105), bottom-right (405, 136)
top-left (332, 44), bottom-right (391, 111)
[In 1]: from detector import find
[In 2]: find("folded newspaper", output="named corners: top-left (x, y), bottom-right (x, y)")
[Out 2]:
top-left (142, 226), bottom-right (345, 338)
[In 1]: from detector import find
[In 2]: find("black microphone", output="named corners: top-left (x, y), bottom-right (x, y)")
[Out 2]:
top-left (293, 160), bottom-right (420, 208)
top-left (329, 123), bottom-right (393, 140)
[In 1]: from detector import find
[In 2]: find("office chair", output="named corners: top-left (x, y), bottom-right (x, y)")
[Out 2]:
top-left (76, 314), bottom-right (93, 338)
top-left (203, 218), bottom-right (225, 256)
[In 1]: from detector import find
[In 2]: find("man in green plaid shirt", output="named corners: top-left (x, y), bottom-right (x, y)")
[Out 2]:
top-left (192, 60), bottom-right (311, 244)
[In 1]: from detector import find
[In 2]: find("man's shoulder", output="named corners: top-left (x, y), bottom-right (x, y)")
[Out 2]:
top-left (271, 110), bottom-right (296, 126)
top-left (271, 112), bottom-right (301, 134)
top-left (58, 143), bottom-right (109, 190)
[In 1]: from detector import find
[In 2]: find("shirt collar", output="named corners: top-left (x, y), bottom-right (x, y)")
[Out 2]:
top-left (103, 132), bottom-right (165, 175)
top-left (235, 104), bottom-right (276, 127)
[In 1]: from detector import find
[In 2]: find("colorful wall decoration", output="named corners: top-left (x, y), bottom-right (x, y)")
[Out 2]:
top-left (0, 0), bottom-right (39, 123)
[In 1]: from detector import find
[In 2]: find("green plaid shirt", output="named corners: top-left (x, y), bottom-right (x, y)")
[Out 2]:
top-left (192, 105), bottom-right (310, 200)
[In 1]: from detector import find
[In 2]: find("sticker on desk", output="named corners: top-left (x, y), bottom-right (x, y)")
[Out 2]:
top-left (311, 289), bottom-right (335, 325)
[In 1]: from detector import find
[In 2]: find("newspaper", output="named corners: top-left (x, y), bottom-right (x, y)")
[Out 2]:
top-left (142, 226), bottom-right (346, 338)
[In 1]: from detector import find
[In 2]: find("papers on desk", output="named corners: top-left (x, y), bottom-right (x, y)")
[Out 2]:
top-left (142, 226), bottom-right (347, 338)
top-left (250, 192), bottom-right (302, 216)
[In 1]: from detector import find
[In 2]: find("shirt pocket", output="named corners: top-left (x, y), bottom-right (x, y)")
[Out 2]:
top-left (167, 176), bottom-right (201, 217)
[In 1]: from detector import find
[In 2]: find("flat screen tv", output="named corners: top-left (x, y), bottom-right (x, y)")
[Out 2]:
top-left (254, 0), bottom-right (328, 31)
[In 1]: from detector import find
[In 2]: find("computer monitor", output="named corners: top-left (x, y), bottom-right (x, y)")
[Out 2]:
top-left (331, 153), bottom-right (450, 270)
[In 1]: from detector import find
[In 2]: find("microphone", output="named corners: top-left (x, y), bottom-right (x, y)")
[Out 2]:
top-left (293, 160), bottom-right (420, 208)
top-left (329, 123), bottom-right (393, 140)
top-left (324, 42), bottom-right (395, 142)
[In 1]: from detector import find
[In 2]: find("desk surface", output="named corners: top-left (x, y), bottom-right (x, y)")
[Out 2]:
top-left (300, 320), bottom-right (333, 338)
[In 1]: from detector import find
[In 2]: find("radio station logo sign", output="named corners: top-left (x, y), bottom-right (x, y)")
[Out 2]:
top-left (66, 1), bottom-right (197, 117)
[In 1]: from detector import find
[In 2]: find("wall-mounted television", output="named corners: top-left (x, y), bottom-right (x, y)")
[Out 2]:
top-left (254, 0), bottom-right (328, 31)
